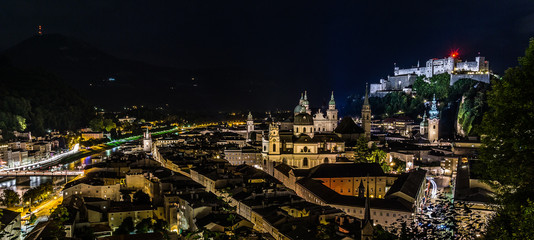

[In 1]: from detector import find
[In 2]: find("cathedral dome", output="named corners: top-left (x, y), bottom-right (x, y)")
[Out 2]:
top-left (294, 113), bottom-right (314, 125)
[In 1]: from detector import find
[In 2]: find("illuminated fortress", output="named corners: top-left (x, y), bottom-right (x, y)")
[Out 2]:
top-left (370, 53), bottom-right (491, 97)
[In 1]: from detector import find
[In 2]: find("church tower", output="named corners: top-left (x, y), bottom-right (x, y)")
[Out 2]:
top-left (361, 84), bottom-right (372, 140)
top-left (428, 94), bottom-right (440, 143)
top-left (326, 91), bottom-right (338, 131)
top-left (420, 112), bottom-right (428, 136)
top-left (303, 91), bottom-right (311, 114)
top-left (247, 112), bottom-right (254, 141)
top-left (268, 123), bottom-right (280, 155)
top-left (143, 128), bottom-right (152, 152)
top-left (247, 112), bottom-right (254, 132)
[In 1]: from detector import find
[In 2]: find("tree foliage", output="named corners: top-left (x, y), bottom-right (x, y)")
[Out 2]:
top-left (22, 182), bottom-right (53, 205)
top-left (0, 60), bottom-right (94, 139)
top-left (135, 218), bottom-right (153, 234)
top-left (479, 38), bottom-right (534, 239)
top-left (0, 189), bottom-right (20, 207)
top-left (114, 217), bottom-right (135, 235)
top-left (133, 190), bottom-right (151, 205)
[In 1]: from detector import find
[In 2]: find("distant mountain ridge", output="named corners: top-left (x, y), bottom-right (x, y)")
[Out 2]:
top-left (2, 34), bottom-right (190, 109)
top-left (1, 34), bottom-right (275, 111)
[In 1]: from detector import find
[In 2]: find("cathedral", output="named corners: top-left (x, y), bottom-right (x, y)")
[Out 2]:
top-left (262, 91), bottom-right (344, 174)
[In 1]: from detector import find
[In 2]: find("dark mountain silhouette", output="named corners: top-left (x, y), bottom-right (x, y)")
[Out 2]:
top-left (2, 34), bottom-right (192, 109)
top-left (1, 34), bottom-right (278, 111)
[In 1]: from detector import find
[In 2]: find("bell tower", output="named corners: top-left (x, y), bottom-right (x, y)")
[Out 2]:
top-left (361, 83), bottom-right (372, 140)
top-left (247, 112), bottom-right (254, 132)
top-left (143, 128), bottom-right (152, 152)
top-left (326, 91), bottom-right (338, 132)
top-left (428, 94), bottom-right (440, 143)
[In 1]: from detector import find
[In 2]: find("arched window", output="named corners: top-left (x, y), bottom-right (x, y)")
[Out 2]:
top-left (324, 158), bottom-right (329, 163)
top-left (303, 158), bottom-right (309, 167)
top-left (282, 158), bottom-right (287, 164)
top-left (263, 146), bottom-right (266, 151)
top-left (433, 125), bottom-right (436, 129)
top-left (273, 144), bottom-right (276, 151)
top-left (303, 127), bottom-right (306, 133)
top-left (304, 146), bottom-right (308, 152)
top-left (296, 128), bottom-right (299, 133)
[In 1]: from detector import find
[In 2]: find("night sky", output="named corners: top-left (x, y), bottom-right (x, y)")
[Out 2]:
top-left (2, 1), bottom-right (534, 111)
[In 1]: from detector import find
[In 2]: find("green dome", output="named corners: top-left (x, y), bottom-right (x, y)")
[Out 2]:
top-left (294, 105), bottom-right (303, 114)
top-left (329, 91), bottom-right (335, 105)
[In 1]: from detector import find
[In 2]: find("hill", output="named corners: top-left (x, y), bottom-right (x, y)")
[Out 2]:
top-left (1, 34), bottom-right (274, 111)
top-left (0, 57), bottom-right (94, 139)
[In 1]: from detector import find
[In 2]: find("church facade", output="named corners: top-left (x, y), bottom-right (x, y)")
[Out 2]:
top-left (262, 91), bottom-right (344, 174)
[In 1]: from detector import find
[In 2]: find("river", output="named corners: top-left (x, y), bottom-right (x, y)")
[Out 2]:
top-left (0, 147), bottom-right (120, 197)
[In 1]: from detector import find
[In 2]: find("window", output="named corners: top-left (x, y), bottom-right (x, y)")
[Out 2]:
top-left (303, 127), bottom-right (306, 133)
top-left (340, 189), bottom-right (343, 193)
top-left (324, 158), bottom-right (328, 163)
top-left (296, 128), bottom-right (299, 133)
top-left (303, 158), bottom-right (309, 167)
top-left (273, 144), bottom-right (276, 150)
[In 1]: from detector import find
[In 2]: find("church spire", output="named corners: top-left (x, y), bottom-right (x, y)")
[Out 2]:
top-left (329, 91), bottom-right (336, 106)
top-left (364, 176), bottom-right (371, 223)
top-left (363, 83), bottom-right (370, 106)
top-left (304, 90), bottom-right (308, 101)
top-left (429, 94), bottom-right (439, 120)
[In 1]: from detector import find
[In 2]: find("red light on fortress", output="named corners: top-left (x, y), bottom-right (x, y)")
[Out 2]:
top-left (450, 49), bottom-right (459, 58)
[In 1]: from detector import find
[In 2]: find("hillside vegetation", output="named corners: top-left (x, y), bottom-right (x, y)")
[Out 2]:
top-left (0, 57), bottom-right (93, 140)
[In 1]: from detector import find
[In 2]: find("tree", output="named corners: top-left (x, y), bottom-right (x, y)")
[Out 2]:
top-left (1, 189), bottom-right (20, 207)
top-left (47, 206), bottom-right (70, 239)
top-left (153, 219), bottom-right (168, 233)
top-left (354, 137), bottom-right (371, 163)
top-left (89, 118), bottom-right (104, 132)
top-left (479, 38), bottom-right (534, 239)
top-left (135, 218), bottom-right (153, 234)
top-left (114, 217), bottom-right (134, 235)
top-left (103, 119), bottom-right (117, 132)
top-left (133, 190), bottom-right (151, 205)
top-left (28, 214), bottom-right (37, 225)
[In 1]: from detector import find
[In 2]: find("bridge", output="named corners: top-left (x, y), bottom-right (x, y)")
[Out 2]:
top-left (0, 144), bottom-right (80, 172)
top-left (0, 170), bottom-right (83, 177)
